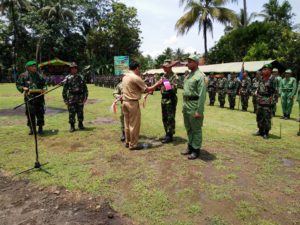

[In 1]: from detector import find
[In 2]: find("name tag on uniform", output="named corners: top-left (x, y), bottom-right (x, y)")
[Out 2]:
top-left (163, 80), bottom-right (172, 91)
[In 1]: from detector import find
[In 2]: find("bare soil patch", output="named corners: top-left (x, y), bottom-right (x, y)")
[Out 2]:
top-left (0, 106), bottom-right (67, 117)
top-left (0, 173), bottom-right (132, 225)
top-left (90, 117), bottom-right (117, 125)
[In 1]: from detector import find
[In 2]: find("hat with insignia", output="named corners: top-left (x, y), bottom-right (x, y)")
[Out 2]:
top-left (187, 54), bottom-right (200, 62)
top-left (69, 62), bottom-right (78, 68)
top-left (261, 63), bottom-right (273, 69)
top-left (162, 59), bottom-right (178, 68)
top-left (285, 69), bottom-right (292, 73)
top-left (272, 68), bottom-right (278, 72)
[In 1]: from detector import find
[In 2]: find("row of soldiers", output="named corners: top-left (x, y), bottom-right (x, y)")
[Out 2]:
top-left (207, 68), bottom-right (298, 119)
top-left (94, 75), bottom-right (122, 88)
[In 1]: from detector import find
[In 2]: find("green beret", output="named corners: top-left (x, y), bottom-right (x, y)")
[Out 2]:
top-left (25, 60), bottom-right (37, 67)
top-left (187, 54), bottom-right (200, 62)
top-left (285, 69), bottom-right (292, 73)
top-left (261, 63), bottom-right (272, 69)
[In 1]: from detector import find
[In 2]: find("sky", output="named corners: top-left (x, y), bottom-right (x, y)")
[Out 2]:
top-left (119, 0), bottom-right (300, 58)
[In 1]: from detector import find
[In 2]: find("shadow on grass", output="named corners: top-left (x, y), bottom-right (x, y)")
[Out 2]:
top-left (199, 149), bottom-right (217, 161)
top-left (78, 127), bottom-right (96, 132)
top-left (172, 136), bottom-right (187, 146)
top-left (41, 129), bottom-right (59, 137)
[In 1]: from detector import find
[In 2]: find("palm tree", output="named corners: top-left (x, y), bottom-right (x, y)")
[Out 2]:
top-left (243, 0), bottom-right (247, 27)
top-left (176, 0), bottom-right (238, 56)
top-left (224, 8), bottom-right (256, 32)
top-left (0, 0), bottom-right (31, 70)
top-left (258, 0), bottom-right (294, 27)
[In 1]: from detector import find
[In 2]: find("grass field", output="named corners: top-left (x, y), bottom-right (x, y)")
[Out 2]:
top-left (0, 83), bottom-right (299, 225)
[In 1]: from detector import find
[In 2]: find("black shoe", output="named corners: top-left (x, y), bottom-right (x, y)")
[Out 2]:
top-left (129, 145), bottom-right (143, 150)
top-left (125, 143), bottom-right (129, 148)
top-left (263, 134), bottom-right (268, 139)
top-left (286, 114), bottom-right (290, 119)
top-left (120, 131), bottom-right (125, 142)
top-left (161, 135), bottom-right (173, 143)
top-left (281, 114), bottom-right (286, 119)
top-left (181, 145), bottom-right (192, 155)
top-left (188, 149), bottom-right (199, 160)
top-left (78, 122), bottom-right (85, 130)
top-left (69, 123), bottom-right (75, 132)
top-left (297, 131), bottom-right (300, 136)
top-left (38, 126), bottom-right (43, 135)
top-left (28, 129), bottom-right (33, 135)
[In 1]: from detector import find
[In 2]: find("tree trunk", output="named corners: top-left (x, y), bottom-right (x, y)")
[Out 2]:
top-left (11, 1), bottom-right (18, 72)
top-left (243, 0), bottom-right (247, 26)
top-left (203, 20), bottom-right (208, 57)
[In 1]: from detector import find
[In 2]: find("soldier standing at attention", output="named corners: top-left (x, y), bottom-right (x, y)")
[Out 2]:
top-left (217, 73), bottom-right (227, 108)
top-left (279, 69), bottom-right (297, 120)
top-left (181, 54), bottom-right (206, 160)
top-left (255, 64), bottom-right (276, 139)
top-left (122, 62), bottom-right (162, 150)
top-left (160, 60), bottom-right (178, 143)
top-left (297, 80), bottom-right (300, 136)
top-left (207, 72), bottom-right (217, 106)
top-left (113, 75), bottom-right (125, 142)
top-left (239, 70), bottom-right (252, 111)
top-left (227, 73), bottom-right (239, 110)
top-left (16, 60), bottom-right (47, 135)
top-left (271, 68), bottom-right (281, 116)
top-left (63, 62), bottom-right (88, 132)
top-left (251, 71), bottom-right (261, 113)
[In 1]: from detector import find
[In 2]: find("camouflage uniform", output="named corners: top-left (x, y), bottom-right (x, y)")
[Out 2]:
top-left (251, 76), bottom-right (261, 113)
top-left (239, 77), bottom-right (252, 111)
top-left (161, 72), bottom-right (178, 138)
top-left (272, 75), bottom-right (282, 116)
top-left (62, 74), bottom-right (88, 127)
top-left (16, 70), bottom-right (47, 133)
top-left (217, 76), bottom-right (227, 107)
top-left (227, 76), bottom-right (239, 109)
top-left (297, 81), bottom-right (300, 135)
top-left (256, 73), bottom-right (276, 137)
top-left (113, 81), bottom-right (125, 141)
top-left (207, 76), bottom-right (217, 105)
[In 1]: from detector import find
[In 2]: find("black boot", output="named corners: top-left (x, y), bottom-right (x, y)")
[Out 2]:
top-left (38, 126), bottom-right (43, 135)
top-left (188, 148), bottom-right (200, 160)
top-left (69, 123), bottom-right (75, 132)
top-left (262, 130), bottom-right (269, 139)
top-left (28, 128), bottom-right (33, 135)
top-left (161, 134), bottom-right (173, 143)
top-left (181, 145), bottom-right (192, 155)
top-left (281, 113), bottom-right (286, 119)
top-left (120, 130), bottom-right (125, 142)
top-left (78, 121), bottom-right (85, 130)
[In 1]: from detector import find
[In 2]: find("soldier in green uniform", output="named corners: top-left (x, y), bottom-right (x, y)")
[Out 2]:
top-left (217, 73), bottom-right (227, 108)
top-left (251, 71), bottom-right (261, 113)
top-left (16, 60), bottom-right (47, 135)
top-left (239, 71), bottom-right (252, 111)
top-left (297, 80), bottom-right (300, 136)
top-left (113, 76), bottom-right (125, 141)
top-left (160, 60), bottom-right (178, 143)
top-left (207, 72), bottom-right (217, 106)
top-left (181, 54), bottom-right (206, 160)
top-left (227, 73), bottom-right (239, 110)
top-left (255, 64), bottom-right (276, 139)
top-left (279, 69), bottom-right (297, 119)
top-left (62, 62), bottom-right (88, 132)
top-left (271, 68), bottom-right (282, 116)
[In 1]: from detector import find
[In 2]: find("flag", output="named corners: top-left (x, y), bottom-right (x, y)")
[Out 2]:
top-left (238, 62), bottom-right (244, 81)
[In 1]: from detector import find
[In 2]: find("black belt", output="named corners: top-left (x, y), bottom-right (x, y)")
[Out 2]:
top-left (183, 96), bottom-right (199, 101)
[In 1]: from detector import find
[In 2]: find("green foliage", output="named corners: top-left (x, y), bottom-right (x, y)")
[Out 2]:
top-left (235, 201), bottom-right (257, 221)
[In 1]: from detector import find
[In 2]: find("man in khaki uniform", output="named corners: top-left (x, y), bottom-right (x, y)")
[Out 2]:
top-left (122, 62), bottom-right (162, 150)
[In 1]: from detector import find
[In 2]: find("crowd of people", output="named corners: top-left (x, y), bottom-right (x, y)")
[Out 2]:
top-left (15, 56), bottom-right (300, 161)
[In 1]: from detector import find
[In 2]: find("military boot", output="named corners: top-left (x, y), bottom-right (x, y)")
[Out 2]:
top-left (120, 130), bottom-right (125, 142)
top-left (69, 123), bottom-right (75, 132)
top-left (78, 121), bottom-right (85, 130)
top-left (188, 148), bottom-right (200, 160)
top-left (281, 113), bottom-right (286, 119)
top-left (181, 144), bottom-right (192, 155)
top-left (161, 134), bottom-right (173, 144)
top-left (28, 128), bottom-right (33, 135)
top-left (38, 126), bottom-right (43, 135)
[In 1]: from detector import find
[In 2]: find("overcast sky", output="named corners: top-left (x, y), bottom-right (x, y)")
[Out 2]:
top-left (119, 0), bottom-right (300, 58)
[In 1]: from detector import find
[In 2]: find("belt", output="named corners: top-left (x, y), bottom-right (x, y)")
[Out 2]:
top-left (282, 89), bottom-right (292, 92)
top-left (183, 96), bottom-right (199, 101)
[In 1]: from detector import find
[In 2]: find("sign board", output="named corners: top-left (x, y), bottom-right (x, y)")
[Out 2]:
top-left (114, 56), bottom-right (129, 76)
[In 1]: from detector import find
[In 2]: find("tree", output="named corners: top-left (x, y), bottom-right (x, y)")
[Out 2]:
top-left (258, 0), bottom-right (294, 27)
top-left (224, 8), bottom-right (257, 32)
top-left (176, 0), bottom-right (238, 56)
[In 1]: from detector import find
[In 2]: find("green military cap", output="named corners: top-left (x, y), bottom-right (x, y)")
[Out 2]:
top-left (187, 54), bottom-right (200, 62)
top-left (261, 63), bottom-right (272, 69)
top-left (25, 60), bottom-right (37, 67)
top-left (272, 68), bottom-right (278, 72)
top-left (162, 59), bottom-right (172, 67)
top-left (285, 69), bottom-right (292, 73)
top-left (69, 62), bottom-right (78, 68)
top-left (163, 60), bottom-right (178, 68)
